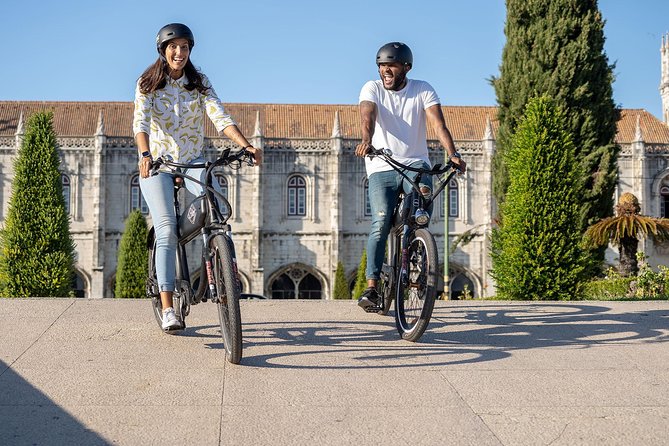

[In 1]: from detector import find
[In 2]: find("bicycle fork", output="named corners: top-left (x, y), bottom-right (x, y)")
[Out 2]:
top-left (202, 232), bottom-right (219, 303)
top-left (399, 224), bottom-right (411, 288)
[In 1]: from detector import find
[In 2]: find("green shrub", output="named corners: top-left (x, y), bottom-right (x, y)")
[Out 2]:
top-left (115, 210), bottom-right (148, 298)
top-left (490, 97), bottom-right (586, 300)
top-left (332, 261), bottom-right (350, 299)
top-left (352, 249), bottom-right (367, 299)
top-left (0, 111), bottom-right (75, 297)
top-left (581, 277), bottom-right (633, 300)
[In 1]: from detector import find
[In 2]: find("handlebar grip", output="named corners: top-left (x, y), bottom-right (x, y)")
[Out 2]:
top-left (148, 158), bottom-right (163, 176)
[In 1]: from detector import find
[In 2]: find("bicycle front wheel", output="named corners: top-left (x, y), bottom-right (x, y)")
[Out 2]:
top-left (395, 228), bottom-right (438, 342)
top-left (210, 234), bottom-right (243, 364)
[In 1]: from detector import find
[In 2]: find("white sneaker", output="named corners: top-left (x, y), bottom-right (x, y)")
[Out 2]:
top-left (161, 307), bottom-right (180, 330)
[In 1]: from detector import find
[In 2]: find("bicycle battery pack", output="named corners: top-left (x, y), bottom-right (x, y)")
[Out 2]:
top-left (179, 195), bottom-right (207, 241)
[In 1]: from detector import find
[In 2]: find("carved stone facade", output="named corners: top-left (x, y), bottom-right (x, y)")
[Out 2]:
top-left (0, 103), bottom-right (499, 298)
top-left (1, 40), bottom-right (669, 298)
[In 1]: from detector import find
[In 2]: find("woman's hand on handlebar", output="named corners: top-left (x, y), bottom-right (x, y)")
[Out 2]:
top-left (139, 155), bottom-right (153, 179)
top-left (355, 141), bottom-right (374, 158)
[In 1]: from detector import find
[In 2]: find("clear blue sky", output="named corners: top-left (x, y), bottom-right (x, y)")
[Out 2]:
top-left (4, 0), bottom-right (669, 119)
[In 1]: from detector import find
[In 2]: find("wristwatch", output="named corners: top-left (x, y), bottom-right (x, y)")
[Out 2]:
top-left (450, 151), bottom-right (462, 159)
top-left (141, 150), bottom-right (151, 158)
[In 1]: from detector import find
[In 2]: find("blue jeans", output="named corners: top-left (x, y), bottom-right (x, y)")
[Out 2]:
top-left (366, 161), bottom-right (432, 281)
top-left (139, 157), bottom-right (220, 292)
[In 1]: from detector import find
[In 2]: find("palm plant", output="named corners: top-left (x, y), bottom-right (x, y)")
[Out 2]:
top-left (584, 193), bottom-right (669, 276)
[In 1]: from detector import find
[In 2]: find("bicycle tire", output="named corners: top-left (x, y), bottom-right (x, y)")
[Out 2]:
top-left (210, 234), bottom-right (243, 364)
top-left (395, 228), bottom-right (438, 342)
top-left (148, 238), bottom-right (185, 333)
top-left (377, 264), bottom-right (394, 316)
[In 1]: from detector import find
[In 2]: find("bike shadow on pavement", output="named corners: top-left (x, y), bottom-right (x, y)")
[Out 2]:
top-left (225, 302), bottom-right (669, 369)
top-left (0, 359), bottom-right (112, 445)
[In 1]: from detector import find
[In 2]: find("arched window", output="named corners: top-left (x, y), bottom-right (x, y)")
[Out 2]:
top-left (130, 174), bottom-right (149, 214)
top-left (451, 273), bottom-right (475, 300)
top-left (61, 174), bottom-right (71, 215)
top-left (287, 175), bottom-right (306, 216)
top-left (71, 271), bottom-right (86, 298)
top-left (214, 174), bottom-right (229, 201)
top-left (363, 178), bottom-right (371, 216)
top-left (661, 186), bottom-right (669, 218)
top-left (270, 266), bottom-right (323, 299)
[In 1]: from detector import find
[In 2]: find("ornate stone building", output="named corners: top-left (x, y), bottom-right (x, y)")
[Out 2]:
top-left (0, 37), bottom-right (668, 299)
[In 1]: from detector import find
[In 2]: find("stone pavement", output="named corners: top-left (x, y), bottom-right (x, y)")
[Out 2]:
top-left (1, 298), bottom-right (669, 445)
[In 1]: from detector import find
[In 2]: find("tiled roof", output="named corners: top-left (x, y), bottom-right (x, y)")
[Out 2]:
top-left (616, 109), bottom-right (669, 144)
top-left (0, 101), bottom-right (666, 144)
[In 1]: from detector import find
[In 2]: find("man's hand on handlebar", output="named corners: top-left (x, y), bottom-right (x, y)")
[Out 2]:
top-left (449, 154), bottom-right (467, 174)
top-left (355, 141), bottom-right (374, 158)
top-left (244, 146), bottom-right (262, 166)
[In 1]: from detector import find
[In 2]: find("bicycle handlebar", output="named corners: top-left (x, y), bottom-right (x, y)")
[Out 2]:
top-left (149, 148), bottom-right (255, 176)
top-left (367, 147), bottom-right (462, 175)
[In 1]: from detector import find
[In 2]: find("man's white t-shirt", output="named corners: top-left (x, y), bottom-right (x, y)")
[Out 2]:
top-left (359, 78), bottom-right (440, 176)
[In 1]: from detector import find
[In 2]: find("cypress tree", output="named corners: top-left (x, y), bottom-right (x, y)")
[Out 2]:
top-left (490, 96), bottom-right (585, 300)
top-left (0, 111), bottom-right (75, 297)
top-left (332, 261), bottom-right (350, 299)
top-left (492, 0), bottom-right (618, 273)
top-left (352, 249), bottom-right (367, 299)
top-left (115, 210), bottom-right (149, 298)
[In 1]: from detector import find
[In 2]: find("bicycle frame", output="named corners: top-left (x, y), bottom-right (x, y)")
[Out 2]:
top-left (147, 148), bottom-right (252, 309)
top-left (369, 148), bottom-right (461, 340)
top-left (374, 149), bottom-right (459, 288)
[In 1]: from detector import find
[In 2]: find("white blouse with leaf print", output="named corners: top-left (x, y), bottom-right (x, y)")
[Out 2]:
top-left (133, 73), bottom-right (236, 163)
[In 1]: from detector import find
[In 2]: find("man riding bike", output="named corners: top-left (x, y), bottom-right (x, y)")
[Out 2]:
top-left (355, 41), bottom-right (467, 311)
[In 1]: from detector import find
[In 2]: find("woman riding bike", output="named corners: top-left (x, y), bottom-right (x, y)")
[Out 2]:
top-left (133, 23), bottom-right (261, 330)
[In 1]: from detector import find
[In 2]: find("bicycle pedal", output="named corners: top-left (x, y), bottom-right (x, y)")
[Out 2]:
top-left (163, 324), bottom-right (184, 332)
top-left (364, 305), bottom-right (382, 313)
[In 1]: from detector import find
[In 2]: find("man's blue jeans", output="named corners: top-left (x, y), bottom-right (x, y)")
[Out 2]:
top-left (366, 161), bottom-right (432, 281)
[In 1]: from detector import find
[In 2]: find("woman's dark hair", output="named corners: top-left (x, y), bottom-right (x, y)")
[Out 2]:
top-left (138, 57), bottom-right (208, 95)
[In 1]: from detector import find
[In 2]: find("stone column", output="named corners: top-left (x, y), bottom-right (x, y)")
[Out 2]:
top-left (329, 111), bottom-right (343, 299)
top-left (481, 116), bottom-right (496, 297)
top-left (250, 110), bottom-right (265, 295)
top-left (90, 111), bottom-right (107, 298)
top-left (661, 34), bottom-right (669, 125)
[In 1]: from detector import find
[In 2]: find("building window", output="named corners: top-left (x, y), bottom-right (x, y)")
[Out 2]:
top-left (661, 186), bottom-right (669, 218)
top-left (61, 174), bottom-right (71, 215)
top-left (270, 266), bottom-right (322, 299)
top-left (287, 175), bottom-right (306, 216)
top-left (215, 174), bottom-right (229, 201)
top-left (448, 178), bottom-right (459, 217)
top-left (439, 178), bottom-right (459, 218)
top-left (364, 178), bottom-right (371, 216)
top-left (130, 174), bottom-right (149, 214)
top-left (214, 174), bottom-right (230, 217)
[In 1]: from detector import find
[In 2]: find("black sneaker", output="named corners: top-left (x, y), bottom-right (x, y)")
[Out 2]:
top-left (358, 287), bottom-right (381, 312)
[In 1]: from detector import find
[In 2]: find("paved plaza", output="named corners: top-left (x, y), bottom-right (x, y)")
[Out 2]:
top-left (1, 298), bottom-right (669, 445)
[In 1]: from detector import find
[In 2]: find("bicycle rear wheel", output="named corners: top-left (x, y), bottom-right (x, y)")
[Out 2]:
top-left (210, 234), bottom-right (243, 364)
top-left (148, 237), bottom-right (186, 332)
top-left (395, 228), bottom-right (438, 342)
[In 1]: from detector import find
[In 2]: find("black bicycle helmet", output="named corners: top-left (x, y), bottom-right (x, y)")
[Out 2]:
top-left (156, 23), bottom-right (195, 55)
top-left (376, 42), bottom-right (413, 67)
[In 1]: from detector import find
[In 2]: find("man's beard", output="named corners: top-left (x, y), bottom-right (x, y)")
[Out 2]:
top-left (383, 72), bottom-right (407, 91)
